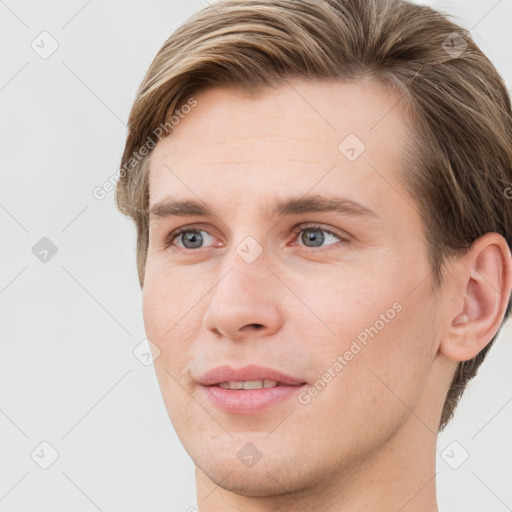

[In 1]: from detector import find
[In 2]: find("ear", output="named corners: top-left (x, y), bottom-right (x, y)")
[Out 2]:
top-left (440, 232), bottom-right (512, 363)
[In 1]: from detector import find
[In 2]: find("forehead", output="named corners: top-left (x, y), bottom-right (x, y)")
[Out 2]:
top-left (148, 78), bottom-right (414, 219)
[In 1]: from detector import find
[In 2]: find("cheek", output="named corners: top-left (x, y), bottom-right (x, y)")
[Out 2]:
top-left (142, 277), bottom-right (200, 428)
top-left (304, 299), bottom-right (435, 452)
top-left (142, 269), bottom-right (195, 372)
top-left (142, 254), bottom-right (196, 337)
top-left (306, 262), bottom-right (435, 404)
top-left (284, 260), bottom-right (399, 349)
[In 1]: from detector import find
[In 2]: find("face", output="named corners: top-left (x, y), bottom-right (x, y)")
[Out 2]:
top-left (143, 78), bottom-right (443, 496)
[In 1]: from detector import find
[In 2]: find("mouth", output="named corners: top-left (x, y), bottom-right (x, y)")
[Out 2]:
top-left (214, 379), bottom-right (298, 390)
top-left (197, 365), bottom-right (307, 414)
top-left (197, 364), bottom-right (306, 387)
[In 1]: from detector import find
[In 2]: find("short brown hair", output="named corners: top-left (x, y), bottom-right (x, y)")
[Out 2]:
top-left (115, 0), bottom-right (512, 431)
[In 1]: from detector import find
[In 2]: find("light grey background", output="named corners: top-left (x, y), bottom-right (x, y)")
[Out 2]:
top-left (1, 0), bottom-right (511, 510)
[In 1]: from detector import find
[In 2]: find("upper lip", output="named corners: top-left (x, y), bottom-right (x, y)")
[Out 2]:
top-left (198, 364), bottom-right (306, 386)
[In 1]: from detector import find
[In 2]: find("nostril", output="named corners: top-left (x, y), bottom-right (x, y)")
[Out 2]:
top-left (237, 323), bottom-right (265, 337)
top-left (245, 323), bottom-right (264, 331)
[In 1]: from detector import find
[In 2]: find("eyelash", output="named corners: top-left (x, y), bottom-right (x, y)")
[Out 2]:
top-left (163, 223), bottom-right (349, 253)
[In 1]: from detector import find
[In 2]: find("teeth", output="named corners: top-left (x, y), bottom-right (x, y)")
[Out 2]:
top-left (217, 380), bottom-right (279, 390)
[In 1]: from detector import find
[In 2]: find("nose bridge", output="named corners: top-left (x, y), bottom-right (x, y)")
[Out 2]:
top-left (213, 233), bottom-right (269, 307)
top-left (217, 207), bottom-right (269, 280)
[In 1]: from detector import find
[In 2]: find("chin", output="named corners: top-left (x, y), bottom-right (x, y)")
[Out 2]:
top-left (192, 441), bottom-right (324, 499)
top-left (203, 464), bottom-right (303, 498)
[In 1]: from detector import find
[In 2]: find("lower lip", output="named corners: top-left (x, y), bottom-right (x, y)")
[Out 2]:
top-left (200, 384), bottom-right (307, 414)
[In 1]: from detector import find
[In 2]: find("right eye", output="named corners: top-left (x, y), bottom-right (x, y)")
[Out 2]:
top-left (164, 225), bottom-right (219, 251)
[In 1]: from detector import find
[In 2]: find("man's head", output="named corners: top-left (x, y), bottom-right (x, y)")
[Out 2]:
top-left (116, 0), bottom-right (512, 502)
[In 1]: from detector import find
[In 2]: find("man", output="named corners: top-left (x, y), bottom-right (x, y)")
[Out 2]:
top-left (115, 0), bottom-right (512, 510)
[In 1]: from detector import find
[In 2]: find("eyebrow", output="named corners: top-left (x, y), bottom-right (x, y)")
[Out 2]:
top-left (149, 194), bottom-right (379, 221)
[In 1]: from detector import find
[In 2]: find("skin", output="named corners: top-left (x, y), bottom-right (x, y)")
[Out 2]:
top-left (142, 78), bottom-right (512, 512)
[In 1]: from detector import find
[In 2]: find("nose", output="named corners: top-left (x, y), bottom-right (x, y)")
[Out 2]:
top-left (201, 254), bottom-right (283, 342)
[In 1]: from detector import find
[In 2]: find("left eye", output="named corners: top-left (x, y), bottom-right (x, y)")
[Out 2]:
top-left (164, 224), bottom-right (346, 251)
top-left (290, 224), bottom-right (345, 249)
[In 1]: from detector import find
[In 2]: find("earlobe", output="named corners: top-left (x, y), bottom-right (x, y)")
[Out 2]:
top-left (439, 233), bottom-right (512, 363)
